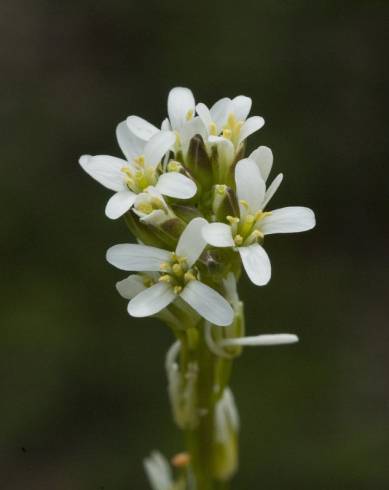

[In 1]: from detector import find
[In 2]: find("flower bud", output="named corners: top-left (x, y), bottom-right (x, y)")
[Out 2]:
top-left (166, 341), bottom-right (200, 430)
top-left (170, 204), bottom-right (203, 224)
top-left (212, 388), bottom-right (239, 481)
top-left (185, 134), bottom-right (212, 190)
top-left (211, 184), bottom-right (239, 222)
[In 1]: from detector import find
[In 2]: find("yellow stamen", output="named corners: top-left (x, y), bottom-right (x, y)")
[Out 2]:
top-left (186, 109), bottom-right (194, 121)
top-left (209, 122), bottom-right (217, 136)
top-left (172, 263), bottom-right (184, 277)
top-left (134, 155), bottom-right (145, 166)
top-left (159, 262), bottom-right (171, 272)
top-left (159, 275), bottom-right (172, 283)
top-left (136, 202), bottom-right (153, 214)
top-left (255, 210), bottom-right (272, 221)
top-left (222, 128), bottom-right (232, 139)
top-left (174, 285), bottom-right (182, 294)
top-left (239, 199), bottom-right (249, 210)
top-left (167, 160), bottom-right (182, 172)
top-left (227, 215), bottom-right (240, 225)
top-left (184, 271), bottom-right (196, 282)
top-left (234, 234), bottom-right (243, 246)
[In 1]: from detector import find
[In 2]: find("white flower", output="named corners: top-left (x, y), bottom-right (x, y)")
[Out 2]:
top-left (127, 87), bottom-right (207, 159)
top-left (132, 186), bottom-right (173, 226)
top-left (144, 451), bottom-right (173, 490)
top-left (127, 87), bottom-right (196, 140)
top-left (202, 157), bottom-right (315, 285)
top-left (196, 95), bottom-right (265, 149)
top-left (107, 218), bottom-right (234, 327)
top-left (79, 125), bottom-right (196, 219)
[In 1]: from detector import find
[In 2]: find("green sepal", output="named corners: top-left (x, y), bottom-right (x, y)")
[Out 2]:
top-left (185, 134), bottom-right (212, 191)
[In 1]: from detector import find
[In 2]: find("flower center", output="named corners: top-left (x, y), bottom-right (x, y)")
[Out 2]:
top-left (158, 254), bottom-right (199, 294)
top-left (222, 113), bottom-right (244, 146)
top-left (121, 155), bottom-right (156, 193)
top-left (227, 206), bottom-right (272, 247)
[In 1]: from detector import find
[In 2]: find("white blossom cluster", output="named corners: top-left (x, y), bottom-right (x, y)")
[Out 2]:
top-left (80, 87), bottom-right (315, 329)
top-left (80, 87), bottom-right (316, 488)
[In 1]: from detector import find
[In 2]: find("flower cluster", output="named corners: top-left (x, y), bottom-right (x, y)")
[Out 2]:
top-left (80, 87), bottom-right (315, 327)
top-left (79, 87), bottom-right (315, 488)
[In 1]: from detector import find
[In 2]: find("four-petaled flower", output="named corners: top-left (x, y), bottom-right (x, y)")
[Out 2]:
top-left (79, 124), bottom-right (196, 219)
top-left (202, 157), bottom-right (315, 285)
top-left (196, 95), bottom-right (264, 148)
top-left (106, 218), bottom-right (234, 327)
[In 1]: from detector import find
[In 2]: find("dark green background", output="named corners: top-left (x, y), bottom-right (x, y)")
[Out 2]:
top-left (1, 1), bottom-right (388, 489)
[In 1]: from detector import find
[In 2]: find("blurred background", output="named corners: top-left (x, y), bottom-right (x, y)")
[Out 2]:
top-left (1, 1), bottom-right (388, 489)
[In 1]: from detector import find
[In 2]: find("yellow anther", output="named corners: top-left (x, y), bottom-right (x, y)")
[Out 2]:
top-left (125, 177), bottom-right (135, 189)
top-left (234, 234), bottom-right (243, 246)
top-left (222, 128), bottom-right (232, 139)
top-left (255, 210), bottom-right (272, 221)
top-left (172, 263), bottom-right (184, 277)
top-left (167, 160), bottom-right (182, 172)
top-left (226, 215), bottom-right (240, 225)
top-left (186, 109), bottom-right (194, 121)
top-left (215, 184), bottom-right (227, 195)
top-left (174, 285), bottom-right (183, 294)
top-left (184, 271), bottom-right (196, 282)
top-left (159, 274), bottom-right (172, 283)
top-left (136, 202), bottom-right (153, 214)
top-left (239, 199), bottom-right (249, 210)
top-left (134, 155), bottom-right (145, 166)
top-left (227, 113), bottom-right (238, 127)
top-left (150, 197), bottom-right (164, 209)
top-left (121, 166), bottom-right (132, 176)
top-left (209, 122), bottom-right (217, 136)
top-left (159, 262), bottom-right (171, 272)
top-left (251, 229), bottom-right (264, 239)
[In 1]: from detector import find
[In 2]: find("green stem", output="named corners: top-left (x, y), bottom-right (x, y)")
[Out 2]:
top-left (185, 323), bottom-right (234, 490)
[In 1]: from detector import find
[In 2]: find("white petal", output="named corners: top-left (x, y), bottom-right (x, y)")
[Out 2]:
top-left (116, 121), bottom-right (145, 162)
top-left (180, 280), bottom-right (233, 327)
top-left (220, 334), bottom-right (298, 347)
top-left (202, 223), bottom-right (234, 248)
top-left (116, 274), bottom-right (147, 299)
top-left (79, 154), bottom-right (126, 192)
top-left (249, 146), bottom-right (273, 182)
top-left (235, 158), bottom-right (265, 212)
top-left (106, 244), bottom-right (170, 271)
top-left (138, 209), bottom-right (166, 225)
top-left (105, 190), bottom-right (136, 219)
top-left (161, 118), bottom-right (171, 131)
top-left (168, 87), bottom-right (195, 130)
top-left (262, 173), bottom-right (283, 209)
top-left (208, 136), bottom-right (235, 164)
top-left (260, 207), bottom-right (316, 235)
top-left (155, 172), bottom-right (197, 199)
top-left (179, 116), bottom-right (207, 155)
top-left (210, 97), bottom-right (231, 130)
top-left (231, 95), bottom-right (252, 121)
top-left (144, 131), bottom-right (175, 168)
top-left (238, 116), bottom-right (265, 146)
top-left (176, 217), bottom-right (208, 266)
top-left (196, 103), bottom-right (213, 130)
top-left (126, 116), bottom-right (159, 141)
top-left (128, 282), bottom-right (175, 317)
top-left (238, 244), bottom-right (271, 286)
